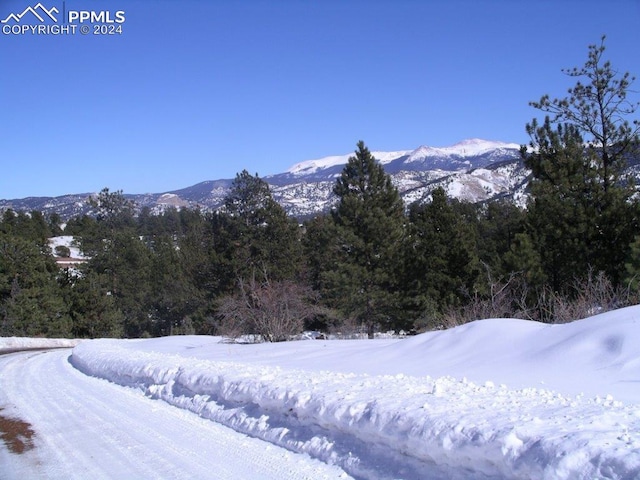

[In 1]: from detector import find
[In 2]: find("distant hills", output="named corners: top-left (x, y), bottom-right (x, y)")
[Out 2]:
top-left (1, 139), bottom-right (532, 220)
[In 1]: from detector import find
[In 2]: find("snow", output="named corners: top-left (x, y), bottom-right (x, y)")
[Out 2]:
top-left (405, 145), bottom-right (450, 163)
top-left (0, 348), bottom-right (348, 480)
top-left (406, 139), bottom-right (520, 163)
top-left (287, 150), bottom-right (412, 175)
top-left (449, 138), bottom-right (521, 156)
top-left (48, 236), bottom-right (85, 259)
top-left (0, 336), bottom-right (81, 352)
top-left (3, 306), bottom-right (640, 478)
top-left (287, 139), bottom-right (520, 177)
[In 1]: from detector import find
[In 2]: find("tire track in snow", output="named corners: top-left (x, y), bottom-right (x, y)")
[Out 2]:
top-left (0, 350), bottom-right (350, 480)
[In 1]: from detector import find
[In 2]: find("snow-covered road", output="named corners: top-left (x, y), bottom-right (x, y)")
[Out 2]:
top-left (3, 306), bottom-right (640, 479)
top-left (0, 349), bottom-right (350, 480)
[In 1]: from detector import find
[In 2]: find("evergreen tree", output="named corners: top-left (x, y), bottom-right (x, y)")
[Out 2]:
top-left (24, 210), bottom-right (51, 242)
top-left (0, 209), bottom-right (53, 242)
top-left (477, 200), bottom-right (526, 276)
top-left (523, 121), bottom-right (596, 290)
top-left (64, 270), bottom-right (124, 338)
top-left (324, 141), bottom-right (406, 337)
top-left (85, 231), bottom-right (152, 337)
top-left (530, 36), bottom-right (639, 194)
top-left (524, 37), bottom-right (640, 288)
top-left (215, 171), bottom-right (308, 339)
top-left (222, 170), bottom-right (302, 282)
top-left (63, 214), bottom-right (100, 242)
top-left (48, 212), bottom-right (64, 237)
top-left (0, 233), bottom-right (71, 337)
top-left (0, 209), bottom-right (17, 235)
top-left (403, 187), bottom-right (480, 328)
top-left (146, 234), bottom-right (203, 335)
top-left (88, 187), bottom-right (136, 237)
top-left (181, 211), bottom-right (231, 296)
top-left (303, 214), bottom-right (340, 292)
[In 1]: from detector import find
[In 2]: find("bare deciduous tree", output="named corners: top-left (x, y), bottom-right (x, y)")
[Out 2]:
top-left (217, 270), bottom-right (321, 342)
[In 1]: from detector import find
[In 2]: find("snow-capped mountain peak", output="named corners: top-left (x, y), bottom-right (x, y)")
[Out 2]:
top-left (406, 145), bottom-right (441, 163)
top-left (407, 139), bottom-right (521, 163)
top-left (287, 153), bottom-right (353, 176)
top-left (287, 149), bottom-right (411, 176)
top-left (288, 140), bottom-right (523, 176)
top-left (449, 138), bottom-right (521, 156)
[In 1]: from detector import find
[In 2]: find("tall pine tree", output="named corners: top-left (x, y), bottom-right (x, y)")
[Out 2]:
top-left (524, 37), bottom-right (640, 289)
top-left (324, 141), bottom-right (406, 337)
top-left (222, 169), bottom-right (302, 282)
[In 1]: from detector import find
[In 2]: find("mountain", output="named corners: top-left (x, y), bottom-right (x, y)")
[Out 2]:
top-left (0, 139), bottom-right (529, 220)
top-left (267, 139), bottom-right (527, 217)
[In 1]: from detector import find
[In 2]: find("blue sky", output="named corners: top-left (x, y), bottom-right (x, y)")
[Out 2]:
top-left (2, 0), bottom-right (639, 199)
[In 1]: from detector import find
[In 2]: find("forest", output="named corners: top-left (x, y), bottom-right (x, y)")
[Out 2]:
top-left (1, 38), bottom-right (639, 341)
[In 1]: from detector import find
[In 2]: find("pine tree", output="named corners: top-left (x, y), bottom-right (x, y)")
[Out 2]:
top-left (0, 233), bottom-right (72, 337)
top-left (222, 170), bottom-right (302, 282)
top-left (403, 187), bottom-right (480, 327)
top-left (524, 37), bottom-right (640, 289)
top-left (64, 270), bottom-right (124, 338)
top-left (530, 37), bottom-right (639, 194)
top-left (0, 209), bottom-right (54, 242)
top-left (324, 141), bottom-right (406, 337)
top-left (502, 232), bottom-right (546, 316)
top-left (302, 214), bottom-right (340, 292)
top-left (146, 234), bottom-right (203, 335)
top-left (523, 121), bottom-right (596, 290)
top-left (85, 232), bottom-right (152, 337)
top-left (477, 200), bottom-right (526, 276)
top-left (88, 187), bottom-right (136, 238)
top-left (215, 171), bottom-right (309, 340)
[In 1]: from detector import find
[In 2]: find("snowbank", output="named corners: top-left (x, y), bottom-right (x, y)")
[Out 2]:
top-left (69, 306), bottom-right (640, 479)
top-left (0, 337), bottom-right (81, 353)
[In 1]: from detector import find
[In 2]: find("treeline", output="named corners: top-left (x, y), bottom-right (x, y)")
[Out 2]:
top-left (1, 38), bottom-right (639, 340)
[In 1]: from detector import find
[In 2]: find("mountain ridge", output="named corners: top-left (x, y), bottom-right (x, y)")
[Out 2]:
top-left (1, 139), bottom-right (529, 220)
